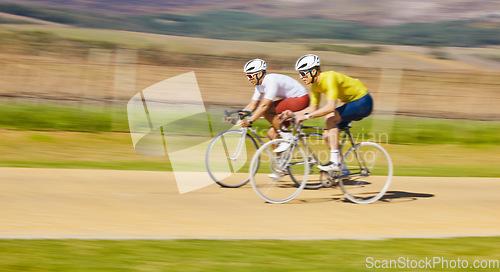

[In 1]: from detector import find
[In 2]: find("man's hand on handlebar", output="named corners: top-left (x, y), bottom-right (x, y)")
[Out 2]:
top-left (279, 110), bottom-right (308, 124)
top-left (223, 109), bottom-right (252, 125)
top-left (279, 110), bottom-right (294, 121)
top-left (236, 119), bottom-right (252, 127)
top-left (294, 113), bottom-right (309, 123)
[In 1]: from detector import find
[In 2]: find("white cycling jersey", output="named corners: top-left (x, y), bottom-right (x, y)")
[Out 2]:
top-left (251, 73), bottom-right (307, 101)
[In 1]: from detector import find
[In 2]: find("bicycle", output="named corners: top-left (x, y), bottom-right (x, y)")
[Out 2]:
top-left (205, 109), bottom-right (267, 188)
top-left (249, 117), bottom-right (393, 204)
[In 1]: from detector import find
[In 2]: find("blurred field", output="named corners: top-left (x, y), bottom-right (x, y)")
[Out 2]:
top-left (1, 237), bottom-right (499, 271)
top-left (1, 14), bottom-right (500, 271)
top-left (0, 25), bottom-right (498, 181)
top-left (0, 25), bottom-right (498, 188)
top-left (1, 26), bottom-right (499, 122)
top-left (0, 128), bottom-right (499, 177)
top-left (3, 3), bottom-right (500, 48)
top-left (4, 0), bottom-right (500, 26)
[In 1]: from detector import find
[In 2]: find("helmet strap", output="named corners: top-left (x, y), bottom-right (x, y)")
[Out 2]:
top-left (310, 68), bottom-right (319, 83)
top-left (256, 70), bottom-right (266, 85)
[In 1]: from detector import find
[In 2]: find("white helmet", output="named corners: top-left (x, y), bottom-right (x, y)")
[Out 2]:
top-left (295, 54), bottom-right (320, 71)
top-left (244, 59), bottom-right (266, 73)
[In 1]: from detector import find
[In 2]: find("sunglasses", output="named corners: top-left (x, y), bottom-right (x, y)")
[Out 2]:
top-left (246, 72), bottom-right (258, 79)
top-left (298, 68), bottom-right (314, 77)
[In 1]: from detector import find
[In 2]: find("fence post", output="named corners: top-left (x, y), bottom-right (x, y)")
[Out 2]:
top-left (113, 49), bottom-right (137, 131)
top-left (372, 67), bottom-right (402, 143)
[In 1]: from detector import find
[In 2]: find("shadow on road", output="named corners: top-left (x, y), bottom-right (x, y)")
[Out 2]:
top-left (293, 190), bottom-right (434, 204)
top-left (336, 190), bottom-right (435, 204)
top-left (379, 190), bottom-right (435, 202)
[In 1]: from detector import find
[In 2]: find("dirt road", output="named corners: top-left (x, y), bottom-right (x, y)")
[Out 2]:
top-left (1, 168), bottom-right (499, 239)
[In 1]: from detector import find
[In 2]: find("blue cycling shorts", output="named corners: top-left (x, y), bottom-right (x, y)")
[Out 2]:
top-left (336, 93), bottom-right (373, 128)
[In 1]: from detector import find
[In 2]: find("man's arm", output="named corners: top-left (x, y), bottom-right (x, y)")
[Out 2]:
top-left (248, 98), bottom-right (272, 123)
top-left (237, 99), bottom-right (264, 127)
top-left (294, 104), bottom-right (318, 116)
top-left (308, 99), bottom-right (336, 118)
top-left (243, 99), bottom-right (259, 112)
top-left (295, 99), bottom-right (336, 123)
top-left (278, 104), bottom-right (318, 121)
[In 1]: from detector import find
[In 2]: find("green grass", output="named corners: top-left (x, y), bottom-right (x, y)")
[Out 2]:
top-left (0, 103), bottom-right (129, 132)
top-left (0, 237), bottom-right (499, 271)
top-left (0, 103), bottom-right (499, 177)
top-left (371, 117), bottom-right (500, 146)
top-left (252, 115), bottom-right (500, 146)
top-left (4, 102), bottom-right (500, 145)
top-left (0, 160), bottom-right (172, 171)
top-left (394, 164), bottom-right (500, 177)
top-left (0, 129), bottom-right (499, 177)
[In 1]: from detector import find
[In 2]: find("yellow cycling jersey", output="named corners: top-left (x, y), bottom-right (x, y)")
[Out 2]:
top-left (310, 71), bottom-right (368, 105)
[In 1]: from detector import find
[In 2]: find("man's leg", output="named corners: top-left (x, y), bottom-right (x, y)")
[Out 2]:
top-left (317, 111), bottom-right (342, 171)
top-left (265, 96), bottom-right (309, 153)
top-left (264, 101), bottom-right (296, 153)
top-left (324, 111), bottom-right (341, 150)
top-left (263, 105), bottom-right (280, 140)
top-left (273, 95), bottom-right (309, 130)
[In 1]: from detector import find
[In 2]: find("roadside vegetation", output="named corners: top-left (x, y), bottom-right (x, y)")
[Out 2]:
top-left (2, 3), bottom-right (500, 47)
top-left (0, 103), bottom-right (499, 177)
top-left (1, 237), bottom-right (500, 271)
top-left (1, 103), bottom-right (499, 146)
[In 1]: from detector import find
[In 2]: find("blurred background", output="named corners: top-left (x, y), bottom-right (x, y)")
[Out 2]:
top-left (0, 0), bottom-right (499, 176)
top-left (1, 1), bottom-right (500, 270)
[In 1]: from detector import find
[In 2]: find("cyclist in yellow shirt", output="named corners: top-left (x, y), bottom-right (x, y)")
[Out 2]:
top-left (281, 54), bottom-right (373, 172)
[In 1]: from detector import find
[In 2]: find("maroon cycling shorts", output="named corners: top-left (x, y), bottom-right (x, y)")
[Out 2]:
top-left (273, 94), bottom-right (309, 114)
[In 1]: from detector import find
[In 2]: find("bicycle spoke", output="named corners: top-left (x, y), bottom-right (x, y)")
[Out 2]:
top-left (206, 130), bottom-right (258, 188)
top-left (220, 135), bottom-right (235, 173)
top-left (289, 133), bottom-right (327, 189)
top-left (339, 142), bottom-right (393, 204)
top-left (250, 139), bottom-right (308, 203)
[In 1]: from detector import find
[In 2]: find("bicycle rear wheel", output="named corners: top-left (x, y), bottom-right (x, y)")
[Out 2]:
top-left (338, 142), bottom-right (393, 204)
top-left (206, 129), bottom-right (258, 188)
top-left (250, 139), bottom-right (308, 203)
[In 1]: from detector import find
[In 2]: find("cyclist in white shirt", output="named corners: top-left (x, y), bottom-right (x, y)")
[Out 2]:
top-left (237, 59), bottom-right (309, 152)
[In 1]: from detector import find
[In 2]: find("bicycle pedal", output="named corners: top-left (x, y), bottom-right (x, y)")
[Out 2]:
top-left (321, 179), bottom-right (336, 187)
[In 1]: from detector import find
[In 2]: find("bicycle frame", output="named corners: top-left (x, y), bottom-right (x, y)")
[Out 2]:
top-left (294, 125), bottom-right (369, 180)
top-left (247, 127), bottom-right (267, 146)
top-left (296, 128), bottom-right (321, 165)
top-left (336, 127), bottom-right (369, 178)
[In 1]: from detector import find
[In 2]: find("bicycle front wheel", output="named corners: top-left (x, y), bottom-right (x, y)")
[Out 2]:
top-left (250, 139), bottom-right (308, 203)
top-left (289, 133), bottom-right (330, 189)
top-left (339, 142), bottom-right (393, 204)
top-left (206, 129), bottom-right (258, 188)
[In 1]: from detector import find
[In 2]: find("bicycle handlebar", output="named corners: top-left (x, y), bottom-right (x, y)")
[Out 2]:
top-left (279, 116), bottom-right (303, 134)
top-left (223, 109), bottom-right (252, 125)
top-left (224, 109), bottom-right (252, 119)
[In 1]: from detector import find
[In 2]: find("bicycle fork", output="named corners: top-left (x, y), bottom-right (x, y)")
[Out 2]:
top-left (225, 129), bottom-right (247, 161)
